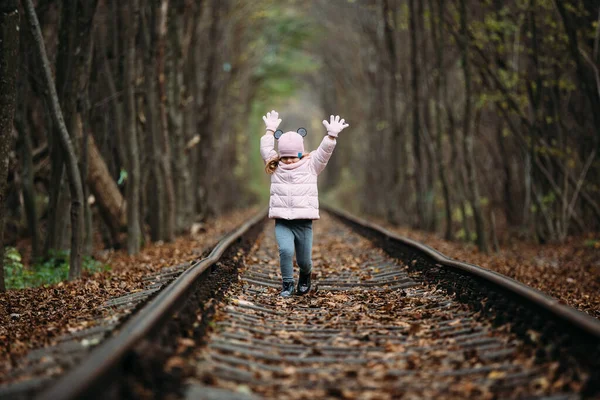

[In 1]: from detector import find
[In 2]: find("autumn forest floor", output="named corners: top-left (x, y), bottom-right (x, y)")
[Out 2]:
top-left (0, 207), bottom-right (598, 383)
top-left (375, 219), bottom-right (600, 320)
top-left (0, 207), bottom-right (259, 379)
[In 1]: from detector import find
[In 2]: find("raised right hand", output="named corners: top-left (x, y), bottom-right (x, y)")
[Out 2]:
top-left (262, 110), bottom-right (282, 132)
top-left (322, 115), bottom-right (349, 138)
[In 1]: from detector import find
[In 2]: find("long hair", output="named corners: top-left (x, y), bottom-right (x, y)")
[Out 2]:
top-left (265, 157), bottom-right (280, 174)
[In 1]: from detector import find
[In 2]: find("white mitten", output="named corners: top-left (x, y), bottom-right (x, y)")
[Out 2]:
top-left (262, 110), bottom-right (282, 132)
top-left (322, 115), bottom-right (349, 137)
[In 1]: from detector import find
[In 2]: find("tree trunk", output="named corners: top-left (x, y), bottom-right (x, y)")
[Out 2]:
top-left (418, 0), bottom-right (436, 231)
top-left (496, 121), bottom-right (518, 226)
top-left (43, 0), bottom-right (98, 257)
top-left (92, 14), bottom-right (129, 248)
top-left (74, 1), bottom-right (98, 256)
top-left (23, 0), bottom-right (85, 278)
top-left (80, 113), bottom-right (93, 256)
top-left (0, 0), bottom-right (20, 291)
top-left (45, 0), bottom-right (77, 256)
top-left (526, 0), bottom-right (549, 240)
top-left (52, 0), bottom-right (82, 254)
top-left (180, 0), bottom-right (202, 228)
top-left (422, 101), bottom-right (438, 232)
top-left (156, 0), bottom-right (175, 241)
top-left (142, 2), bottom-right (165, 241)
top-left (459, 0), bottom-right (488, 253)
top-left (167, 1), bottom-right (191, 233)
top-left (167, 2), bottom-right (197, 233)
top-left (100, 18), bottom-right (126, 168)
top-left (196, 0), bottom-right (220, 219)
top-left (44, 148), bottom-right (67, 254)
top-left (86, 134), bottom-right (126, 240)
top-left (432, 0), bottom-right (453, 240)
top-left (408, 0), bottom-right (424, 228)
top-left (15, 43), bottom-right (40, 260)
top-left (121, 0), bottom-right (142, 254)
top-left (17, 117), bottom-right (40, 260)
top-left (381, 0), bottom-right (401, 223)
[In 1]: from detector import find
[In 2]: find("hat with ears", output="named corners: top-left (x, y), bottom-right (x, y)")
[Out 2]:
top-left (275, 128), bottom-right (308, 158)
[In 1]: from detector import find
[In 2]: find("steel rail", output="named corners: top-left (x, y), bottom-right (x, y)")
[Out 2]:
top-left (324, 205), bottom-right (600, 340)
top-left (37, 208), bottom-right (268, 400)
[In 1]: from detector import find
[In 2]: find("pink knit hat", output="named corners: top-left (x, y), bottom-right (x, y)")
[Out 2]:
top-left (276, 129), bottom-right (306, 158)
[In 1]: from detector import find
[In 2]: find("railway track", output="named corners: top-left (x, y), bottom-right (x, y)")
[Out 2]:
top-left (0, 261), bottom-right (196, 398)
top-left (2, 207), bottom-right (599, 399)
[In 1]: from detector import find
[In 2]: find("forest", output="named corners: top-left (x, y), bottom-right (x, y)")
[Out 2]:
top-left (0, 0), bottom-right (599, 290)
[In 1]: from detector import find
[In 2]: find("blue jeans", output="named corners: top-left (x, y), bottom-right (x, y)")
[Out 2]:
top-left (274, 219), bottom-right (313, 283)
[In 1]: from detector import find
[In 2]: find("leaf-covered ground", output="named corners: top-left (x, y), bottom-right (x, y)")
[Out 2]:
top-left (0, 207), bottom-right (258, 381)
top-left (184, 215), bottom-right (584, 399)
top-left (371, 219), bottom-right (600, 319)
top-left (1, 207), bottom-right (597, 392)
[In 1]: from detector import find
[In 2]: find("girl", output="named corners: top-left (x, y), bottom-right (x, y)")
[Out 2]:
top-left (260, 110), bottom-right (349, 297)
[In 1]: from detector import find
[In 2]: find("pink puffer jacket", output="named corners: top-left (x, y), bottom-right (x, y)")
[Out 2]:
top-left (260, 134), bottom-right (336, 220)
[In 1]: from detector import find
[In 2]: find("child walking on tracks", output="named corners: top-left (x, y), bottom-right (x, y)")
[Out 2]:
top-left (260, 110), bottom-right (349, 297)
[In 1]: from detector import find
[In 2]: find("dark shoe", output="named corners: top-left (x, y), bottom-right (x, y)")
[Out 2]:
top-left (280, 281), bottom-right (295, 297)
top-left (297, 273), bottom-right (311, 295)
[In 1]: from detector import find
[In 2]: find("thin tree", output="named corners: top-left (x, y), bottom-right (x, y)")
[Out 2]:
top-left (156, 0), bottom-right (176, 241)
top-left (140, 2), bottom-right (166, 241)
top-left (23, 0), bottom-right (85, 278)
top-left (15, 31), bottom-right (40, 260)
top-left (430, 0), bottom-right (453, 240)
top-left (0, 0), bottom-right (20, 291)
top-left (381, 0), bottom-right (401, 223)
top-left (458, 0), bottom-right (488, 253)
top-left (195, 0), bottom-right (220, 218)
top-left (45, 0), bottom-right (79, 255)
top-left (121, 0), bottom-right (142, 254)
top-left (167, 0), bottom-right (193, 233)
top-left (408, 0), bottom-right (424, 228)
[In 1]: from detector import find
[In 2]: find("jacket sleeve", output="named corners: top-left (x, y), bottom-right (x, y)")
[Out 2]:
top-left (309, 136), bottom-right (336, 175)
top-left (260, 133), bottom-right (278, 162)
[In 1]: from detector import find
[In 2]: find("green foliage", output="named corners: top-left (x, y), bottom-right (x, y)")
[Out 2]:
top-left (396, 3), bottom-right (409, 31)
top-left (456, 228), bottom-right (478, 242)
top-left (251, 5), bottom-right (319, 101)
top-left (452, 203), bottom-right (473, 222)
top-left (541, 192), bottom-right (556, 206)
top-left (238, 3), bottom-right (320, 203)
top-left (376, 121), bottom-right (389, 131)
top-left (469, 0), bottom-right (575, 134)
top-left (583, 239), bottom-right (600, 249)
top-left (117, 168), bottom-right (128, 186)
top-left (3, 247), bottom-right (109, 290)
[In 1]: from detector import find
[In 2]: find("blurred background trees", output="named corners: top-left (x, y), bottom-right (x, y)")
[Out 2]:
top-left (1, 0), bottom-right (599, 287)
top-left (313, 0), bottom-right (600, 250)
